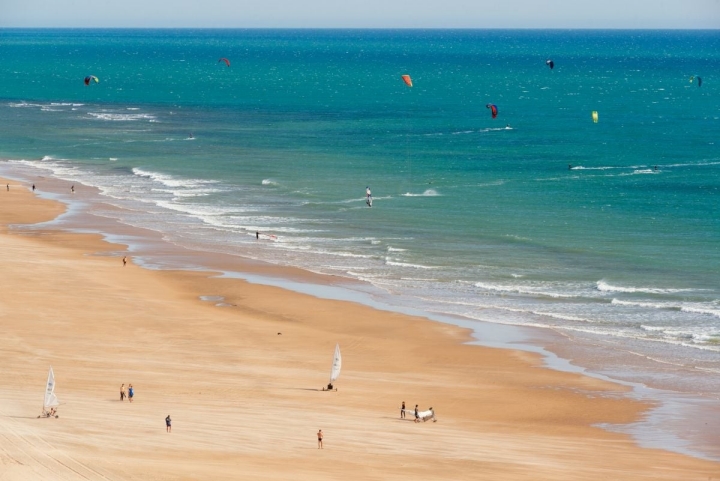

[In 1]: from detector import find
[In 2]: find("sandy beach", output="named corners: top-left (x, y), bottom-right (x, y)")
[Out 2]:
top-left (0, 180), bottom-right (717, 480)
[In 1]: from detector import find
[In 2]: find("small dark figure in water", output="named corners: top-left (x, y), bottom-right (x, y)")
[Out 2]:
top-left (71, 185), bottom-right (75, 193)
top-left (256, 231), bottom-right (259, 240)
top-left (32, 184), bottom-right (36, 191)
top-left (654, 165), bottom-right (658, 171)
top-left (568, 164), bottom-right (572, 170)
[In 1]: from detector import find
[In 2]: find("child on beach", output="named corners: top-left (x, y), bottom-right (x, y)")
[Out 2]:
top-left (166, 415), bottom-right (172, 432)
top-left (128, 384), bottom-right (134, 402)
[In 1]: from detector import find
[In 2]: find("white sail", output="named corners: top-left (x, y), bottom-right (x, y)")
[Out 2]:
top-left (329, 343), bottom-right (342, 383)
top-left (44, 367), bottom-right (59, 408)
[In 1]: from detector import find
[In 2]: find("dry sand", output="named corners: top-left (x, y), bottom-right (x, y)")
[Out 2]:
top-left (0, 180), bottom-right (717, 480)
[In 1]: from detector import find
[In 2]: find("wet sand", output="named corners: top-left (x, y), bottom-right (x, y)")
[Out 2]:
top-left (0, 180), bottom-right (717, 480)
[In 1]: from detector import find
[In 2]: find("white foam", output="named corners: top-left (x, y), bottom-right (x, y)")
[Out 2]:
top-left (132, 168), bottom-right (219, 189)
top-left (597, 280), bottom-right (698, 295)
top-left (402, 189), bottom-right (439, 197)
top-left (88, 112), bottom-right (156, 122)
top-left (385, 258), bottom-right (436, 269)
top-left (474, 281), bottom-right (576, 299)
top-left (681, 306), bottom-right (720, 319)
top-left (261, 179), bottom-right (278, 186)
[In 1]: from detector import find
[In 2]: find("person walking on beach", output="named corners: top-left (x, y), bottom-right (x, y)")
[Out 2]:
top-left (6, 184), bottom-right (8, 191)
top-left (166, 415), bottom-right (172, 432)
top-left (317, 429), bottom-right (323, 449)
top-left (128, 384), bottom-right (134, 402)
top-left (256, 231), bottom-right (259, 240)
top-left (414, 404), bottom-right (420, 423)
top-left (71, 185), bottom-right (75, 193)
top-left (401, 401), bottom-right (406, 419)
top-left (32, 184), bottom-right (35, 192)
top-left (120, 384), bottom-right (126, 401)
top-left (122, 256), bottom-right (127, 267)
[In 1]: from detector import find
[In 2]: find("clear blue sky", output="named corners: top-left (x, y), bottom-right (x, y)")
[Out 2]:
top-left (2, 0), bottom-right (719, 28)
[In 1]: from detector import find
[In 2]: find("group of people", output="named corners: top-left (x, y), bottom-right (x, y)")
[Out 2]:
top-left (119, 383), bottom-right (135, 402)
top-left (119, 383), bottom-right (173, 432)
top-left (400, 401), bottom-right (436, 423)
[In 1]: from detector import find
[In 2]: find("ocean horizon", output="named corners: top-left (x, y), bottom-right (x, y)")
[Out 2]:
top-left (1, 28), bottom-right (718, 404)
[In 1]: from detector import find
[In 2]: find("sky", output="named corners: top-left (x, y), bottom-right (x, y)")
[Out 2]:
top-left (1, 0), bottom-right (719, 28)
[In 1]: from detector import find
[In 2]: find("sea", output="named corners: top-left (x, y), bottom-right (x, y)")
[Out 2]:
top-left (1, 29), bottom-right (719, 453)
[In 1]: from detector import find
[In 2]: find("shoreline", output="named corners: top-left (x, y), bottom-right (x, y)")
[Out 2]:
top-left (0, 183), bottom-right (717, 479)
top-left (3, 165), bottom-right (720, 462)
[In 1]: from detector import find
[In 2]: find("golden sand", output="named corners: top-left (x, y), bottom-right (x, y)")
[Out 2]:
top-left (0, 180), bottom-right (717, 480)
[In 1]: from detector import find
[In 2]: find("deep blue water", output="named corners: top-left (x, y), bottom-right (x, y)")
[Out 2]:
top-left (1, 29), bottom-right (719, 392)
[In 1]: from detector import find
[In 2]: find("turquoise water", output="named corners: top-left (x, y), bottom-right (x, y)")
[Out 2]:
top-left (1, 29), bottom-right (719, 392)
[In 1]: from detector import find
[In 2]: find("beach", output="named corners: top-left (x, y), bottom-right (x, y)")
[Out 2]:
top-left (0, 181), bottom-right (717, 480)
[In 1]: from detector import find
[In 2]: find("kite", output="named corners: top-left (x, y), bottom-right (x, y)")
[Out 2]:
top-left (486, 104), bottom-right (498, 119)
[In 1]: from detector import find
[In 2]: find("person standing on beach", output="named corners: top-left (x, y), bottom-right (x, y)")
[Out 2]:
top-left (317, 429), bottom-right (323, 449)
top-left (6, 184), bottom-right (8, 191)
top-left (414, 404), bottom-right (420, 423)
top-left (123, 256), bottom-right (127, 267)
top-left (32, 184), bottom-right (35, 192)
top-left (256, 231), bottom-right (259, 240)
top-left (166, 415), bottom-right (172, 432)
top-left (120, 384), bottom-right (126, 401)
top-left (401, 401), bottom-right (406, 419)
top-left (128, 384), bottom-right (134, 402)
top-left (71, 185), bottom-right (75, 193)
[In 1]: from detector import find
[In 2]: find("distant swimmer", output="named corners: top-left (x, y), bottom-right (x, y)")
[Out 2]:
top-left (568, 164), bottom-right (572, 170)
top-left (505, 124), bottom-right (511, 129)
top-left (654, 165), bottom-right (658, 171)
